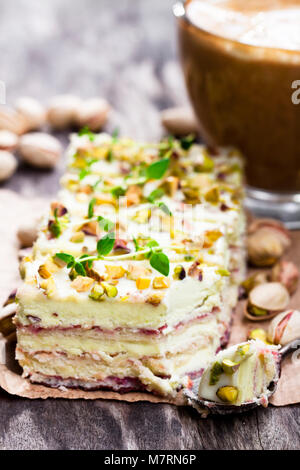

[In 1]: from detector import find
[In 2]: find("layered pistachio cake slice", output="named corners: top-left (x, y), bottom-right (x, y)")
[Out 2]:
top-left (15, 132), bottom-right (246, 397)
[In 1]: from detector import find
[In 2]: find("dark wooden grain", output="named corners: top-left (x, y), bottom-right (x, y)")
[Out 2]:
top-left (0, 0), bottom-right (299, 450)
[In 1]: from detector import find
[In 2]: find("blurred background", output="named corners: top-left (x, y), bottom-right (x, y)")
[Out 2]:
top-left (0, 0), bottom-right (189, 196)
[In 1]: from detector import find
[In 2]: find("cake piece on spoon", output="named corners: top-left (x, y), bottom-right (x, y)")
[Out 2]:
top-left (198, 340), bottom-right (280, 406)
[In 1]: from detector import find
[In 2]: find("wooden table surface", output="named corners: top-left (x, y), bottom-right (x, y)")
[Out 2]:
top-left (0, 0), bottom-right (299, 450)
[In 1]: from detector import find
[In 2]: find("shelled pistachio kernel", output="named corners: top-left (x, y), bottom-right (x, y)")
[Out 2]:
top-left (204, 186), bottom-right (220, 204)
top-left (89, 283), bottom-right (105, 301)
top-left (40, 277), bottom-right (56, 297)
top-left (221, 359), bottom-right (240, 375)
top-left (70, 231), bottom-right (85, 243)
top-left (173, 265), bottom-right (186, 280)
top-left (153, 277), bottom-right (170, 289)
top-left (217, 386), bottom-right (238, 403)
top-left (248, 328), bottom-right (267, 342)
top-left (136, 278), bottom-right (151, 290)
top-left (209, 361), bottom-right (223, 385)
top-left (195, 150), bottom-right (214, 172)
top-left (237, 343), bottom-right (250, 356)
top-left (38, 264), bottom-right (52, 279)
top-left (101, 282), bottom-right (118, 298)
top-left (216, 268), bottom-right (230, 277)
top-left (248, 305), bottom-right (268, 317)
top-left (146, 293), bottom-right (163, 306)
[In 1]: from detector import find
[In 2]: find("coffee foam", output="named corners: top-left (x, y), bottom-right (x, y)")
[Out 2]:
top-left (186, 0), bottom-right (300, 50)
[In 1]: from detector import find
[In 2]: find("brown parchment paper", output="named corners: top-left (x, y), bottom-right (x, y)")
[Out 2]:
top-left (0, 189), bottom-right (299, 406)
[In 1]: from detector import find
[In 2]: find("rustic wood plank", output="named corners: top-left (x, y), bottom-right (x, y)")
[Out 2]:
top-left (0, 0), bottom-right (299, 450)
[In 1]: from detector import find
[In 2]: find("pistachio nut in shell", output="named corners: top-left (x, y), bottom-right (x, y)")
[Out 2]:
top-left (160, 106), bottom-right (198, 136)
top-left (0, 106), bottom-right (28, 135)
top-left (18, 132), bottom-right (62, 168)
top-left (47, 94), bottom-right (82, 129)
top-left (248, 218), bottom-right (290, 240)
top-left (75, 98), bottom-right (110, 131)
top-left (241, 272), bottom-right (268, 295)
top-left (267, 310), bottom-right (300, 346)
top-left (0, 130), bottom-right (18, 151)
top-left (15, 96), bottom-right (46, 130)
top-left (270, 260), bottom-right (299, 295)
top-left (248, 282), bottom-right (290, 315)
top-left (249, 282), bottom-right (290, 311)
top-left (17, 219), bottom-right (39, 247)
top-left (247, 227), bottom-right (290, 267)
top-left (0, 150), bottom-right (17, 181)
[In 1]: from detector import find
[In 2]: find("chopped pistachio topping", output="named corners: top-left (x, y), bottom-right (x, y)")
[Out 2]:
top-left (221, 359), bottom-right (240, 375)
top-left (209, 361), bottom-right (223, 386)
top-left (216, 386), bottom-right (238, 403)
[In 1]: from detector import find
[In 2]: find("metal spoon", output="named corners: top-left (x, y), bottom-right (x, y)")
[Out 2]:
top-left (184, 338), bottom-right (300, 417)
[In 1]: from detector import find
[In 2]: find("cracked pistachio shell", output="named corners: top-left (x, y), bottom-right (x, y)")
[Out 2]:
top-left (268, 310), bottom-right (300, 345)
top-left (75, 98), bottom-right (110, 131)
top-left (15, 97), bottom-right (46, 130)
top-left (160, 106), bottom-right (198, 136)
top-left (47, 95), bottom-right (82, 129)
top-left (0, 150), bottom-right (17, 181)
top-left (248, 218), bottom-right (290, 239)
top-left (242, 272), bottom-right (268, 294)
top-left (17, 219), bottom-right (39, 247)
top-left (18, 132), bottom-right (62, 168)
top-left (247, 227), bottom-right (290, 267)
top-left (249, 282), bottom-right (290, 312)
top-left (0, 106), bottom-right (28, 135)
top-left (0, 130), bottom-right (18, 151)
top-left (270, 261), bottom-right (299, 295)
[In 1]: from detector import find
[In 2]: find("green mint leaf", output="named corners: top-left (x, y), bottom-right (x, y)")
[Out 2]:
top-left (98, 216), bottom-right (114, 232)
top-left (146, 239), bottom-right (159, 249)
top-left (79, 168), bottom-right (90, 181)
top-left (157, 202), bottom-right (172, 216)
top-left (87, 158), bottom-right (98, 167)
top-left (146, 158), bottom-right (170, 180)
top-left (209, 362), bottom-right (223, 386)
top-left (150, 252), bottom-right (170, 276)
top-left (92, 178), bottom-right (102, 191)
top-left (55, 253), bottom-right (75, 267)
top-left (79, 254), bottom-right (94, 268)
top-left (111, 186), bottom-right (126, 198)
top-left (180, 134), bottom-right (196, 150)
top-left (78, 126), bottom-right (95, 142)
top-left (133, 237), bottom-right (140, 252)
top-left (74, 262), bottom-right (86, 276)
top-left (97, 232), bottom-right (115, 256)
top-left (147, 188), bottom-right (165, 203)
top-left (88, 198), bottom-right (97, 218)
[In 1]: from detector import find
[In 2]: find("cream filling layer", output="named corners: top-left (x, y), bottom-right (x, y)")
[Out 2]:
top-left (17, 338), bottom-right (220, 396)
top-left (17, 314), bottom-right (226, 357)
